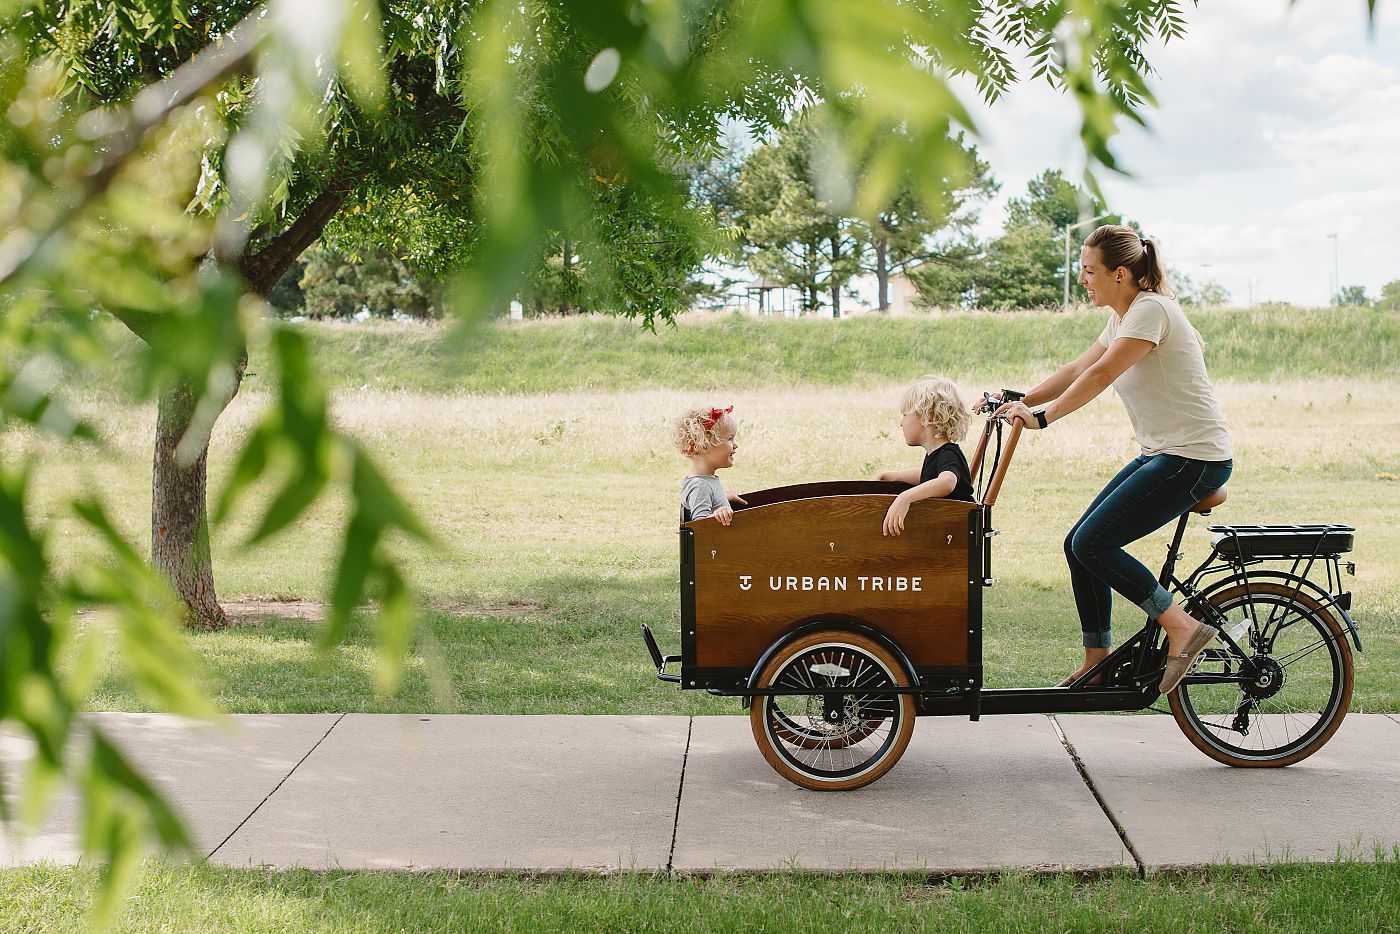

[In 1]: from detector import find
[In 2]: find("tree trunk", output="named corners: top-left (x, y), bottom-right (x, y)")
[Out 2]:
top-left (148, 184), bottom-right (349, 629)
top-left (829, 235), bottom-right (842, 319)
top-left (560, 235), bottom-right (573, 314)
top-left (152, 370), bottom-right (239, 629)
top-left (875, 237), bottom-right (889, 311)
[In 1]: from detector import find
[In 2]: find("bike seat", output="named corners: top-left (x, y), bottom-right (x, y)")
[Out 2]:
top-left (1191, 487), bottom-right (1227, 514)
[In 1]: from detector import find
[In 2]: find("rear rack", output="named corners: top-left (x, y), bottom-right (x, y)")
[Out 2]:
top-left (1208, 523), bottom-right (1355, 559)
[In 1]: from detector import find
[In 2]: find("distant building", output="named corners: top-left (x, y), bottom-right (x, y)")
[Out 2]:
top-left (744, 277), bottom-right (793, 316)
top-left (885, 269), bottom-right (921, 316)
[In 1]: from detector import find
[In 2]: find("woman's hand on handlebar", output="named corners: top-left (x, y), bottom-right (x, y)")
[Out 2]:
top-left (976, 388), bottom-right (1027, 416)
top-left (993, 400), bottom-right (1040, 430)
top-left (974, 390), bottom-right (1003, 415)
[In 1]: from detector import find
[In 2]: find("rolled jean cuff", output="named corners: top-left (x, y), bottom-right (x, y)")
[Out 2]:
top-left (1138, 584), bottom-right (1174, 620)
top-left (1082, 628), bottom-right (1113, 649)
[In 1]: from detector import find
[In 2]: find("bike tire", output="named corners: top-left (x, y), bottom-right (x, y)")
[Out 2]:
top-left (1169, 580), bottom-right (1353, 767)
top-left (749, 629), bottom-right (915, 791)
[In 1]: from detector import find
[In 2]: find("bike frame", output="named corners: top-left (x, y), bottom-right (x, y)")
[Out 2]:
top-left (641, 416), bottom-right (1359, 722)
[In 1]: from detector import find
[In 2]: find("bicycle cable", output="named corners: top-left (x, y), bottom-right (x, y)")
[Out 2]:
top-left (976, 416), bottom-right (1004, 503)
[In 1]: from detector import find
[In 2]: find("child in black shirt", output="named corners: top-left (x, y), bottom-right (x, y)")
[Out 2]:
top-left (876, 376), bottom-right (975, 536)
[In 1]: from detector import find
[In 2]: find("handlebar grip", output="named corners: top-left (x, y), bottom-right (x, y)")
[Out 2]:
top-left (977, 388), bottom-right (1025, 415)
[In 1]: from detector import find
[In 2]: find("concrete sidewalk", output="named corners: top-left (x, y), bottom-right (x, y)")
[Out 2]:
top-left (3, 713), bottom-right (1398, 874)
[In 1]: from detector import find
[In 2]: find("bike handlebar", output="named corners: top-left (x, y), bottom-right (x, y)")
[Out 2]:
top-left (970, 389), bottom-right (1026, 507)
top-left (975, 388), bottom-right (1026, 415)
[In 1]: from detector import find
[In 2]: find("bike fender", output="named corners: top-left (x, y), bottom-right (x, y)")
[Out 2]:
top-left (1198, 572), bottom-right (1362, 653)
top-left (744, 619), bottom-right (921, 691)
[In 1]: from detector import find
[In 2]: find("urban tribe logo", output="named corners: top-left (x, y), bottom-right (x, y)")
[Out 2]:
top-left (739, 575), bottom-right (924, 592)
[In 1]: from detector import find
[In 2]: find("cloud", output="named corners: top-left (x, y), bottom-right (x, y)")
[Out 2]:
top-left (957, 1), bottom-right (1400, 302)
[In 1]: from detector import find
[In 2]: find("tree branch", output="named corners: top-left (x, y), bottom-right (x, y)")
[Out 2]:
top-left (239, 183), bottom-right (354, 296)
top-left (0, 14), bottom-right (264, 289)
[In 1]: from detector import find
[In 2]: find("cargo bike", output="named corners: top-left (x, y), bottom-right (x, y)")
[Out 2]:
top-left (641, 405), bottom-right (1361, 791)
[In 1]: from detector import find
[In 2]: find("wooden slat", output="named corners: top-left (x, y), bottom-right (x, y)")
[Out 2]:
top-left (734, 480), bottom-right (911, 511)
top-left (686, 495), bottom-right (976, 669)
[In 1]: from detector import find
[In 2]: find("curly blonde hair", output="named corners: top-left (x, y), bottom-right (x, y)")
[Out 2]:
top-left (900, 376), bottom-right (970, 443)
top-left (673, 406), bottom-right (737, 457)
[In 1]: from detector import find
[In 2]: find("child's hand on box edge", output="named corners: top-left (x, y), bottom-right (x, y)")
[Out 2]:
top-left (882, 494), bottom-right (910, 536)
top-left (714, 505), bottom-right (735, 526)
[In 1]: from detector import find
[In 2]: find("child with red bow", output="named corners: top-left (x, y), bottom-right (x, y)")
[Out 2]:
top-left (674, 405), bottom-right (747, 525)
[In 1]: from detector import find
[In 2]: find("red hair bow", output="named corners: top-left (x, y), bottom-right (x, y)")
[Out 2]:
top-left (702, 405), bottom-right (733, 431)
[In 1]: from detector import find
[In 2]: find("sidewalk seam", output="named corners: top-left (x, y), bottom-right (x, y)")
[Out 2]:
top-left (1048, 714), bottom-right (1146, 878)
top-left (204, 712), bottom-right (346, 861)
top-left (665, 716), bottom-right (693, 874)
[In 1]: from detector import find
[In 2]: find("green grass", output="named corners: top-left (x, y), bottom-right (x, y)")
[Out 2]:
top-left (55, 304), bottom-right (1400, 398)
top-left (4, 860), bottom-right (1400, 933)
top-left (305, 306), bottom-right (1400, 392)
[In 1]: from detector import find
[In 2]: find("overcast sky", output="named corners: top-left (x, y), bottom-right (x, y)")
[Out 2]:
top-left (961, 0), bottom-right (1400, 306)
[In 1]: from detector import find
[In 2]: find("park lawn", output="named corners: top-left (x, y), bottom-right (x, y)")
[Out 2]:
top-left (6, 376), bottom-right (1395, 715)
top-left (3, 859), bottom-right (1400, 933)
top-left (70, 305), bottom-right (1400, 397)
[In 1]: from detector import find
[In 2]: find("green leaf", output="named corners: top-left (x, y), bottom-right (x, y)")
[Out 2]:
top-left (81, 727), bottom-right (194, 928)
top-left (247, 468), bottom-right (330, 545)
top-left (339, 0), bottom-right (387, 107)
top-left (350, 448), bottom-right (431, 544)
top-left (213, 425), bottom-right (272, 525)
top-left (70, 501), bottom-right (218, 719)
top-left (370, 560), bottom-right (416, 695)
top-left (88, 729), bottom-right (193, 852)
top-left (325, 525), bottom-right (375, 650)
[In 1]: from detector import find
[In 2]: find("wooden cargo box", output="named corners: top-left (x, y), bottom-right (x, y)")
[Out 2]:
top-left (680, 481), bottom-right (983, 692)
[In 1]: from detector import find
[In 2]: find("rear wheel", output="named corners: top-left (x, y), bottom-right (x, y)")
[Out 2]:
top-left (749, 629), bottom-right (915, 791)
top-left (1169, 580), bottom-right (1352, 767)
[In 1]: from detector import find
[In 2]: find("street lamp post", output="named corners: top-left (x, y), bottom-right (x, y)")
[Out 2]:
top-left (1063, 214), bottom-right (1113, 311)
top-left (1326, 233), bottom-right (1339, 306)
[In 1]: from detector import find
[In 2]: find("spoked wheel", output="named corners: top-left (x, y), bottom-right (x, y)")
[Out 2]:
top-left (749, 629), bottom-right (915, 791)
top-left (769, 705), bottom-right (881, 750)
top-left (1169, 581), bottom-right (1353, 767)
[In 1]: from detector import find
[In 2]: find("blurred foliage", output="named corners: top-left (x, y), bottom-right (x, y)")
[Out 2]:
top-left (1005, 168), bottom-right (1110, 231)
top-left (856, 132), bottom-right (995, 311)
top-left (299, 245), bottom-right (444, 320)
top-left (1379, 280), bottom-right (1400, 312)
top-left (1335, 284), bottom-right (1371, 308)
top-left (730, 111), bottom-right (996, 317)
top-left (736, 114), bottom-right (865, 314)
top-left (0, 0), bottom-right (1227, 925)
top-left (1173, 268), bottom-right (1231, 307)
top-left (905, 170), bottom-right (1105, 311)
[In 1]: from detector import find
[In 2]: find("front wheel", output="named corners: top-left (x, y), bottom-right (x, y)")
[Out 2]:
top-left (1169, 580), bottom-right (1353, 767)
top-left (749, 629), bottom-right (915, 791)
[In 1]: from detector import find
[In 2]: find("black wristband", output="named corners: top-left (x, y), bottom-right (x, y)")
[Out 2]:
top-left (1034, 409), bottom-right (1048, 429)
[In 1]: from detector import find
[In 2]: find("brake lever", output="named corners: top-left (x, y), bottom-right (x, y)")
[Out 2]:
top-left (978, 388), bottom-right (1025, 416)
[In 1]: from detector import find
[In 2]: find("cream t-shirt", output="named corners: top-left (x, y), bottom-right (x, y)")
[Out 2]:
top-left (1097, 292), bottom-right (1232, 461)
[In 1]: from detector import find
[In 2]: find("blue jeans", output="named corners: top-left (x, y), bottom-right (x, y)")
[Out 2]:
top-left (1065, 454), bottom-right (1233, 648)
